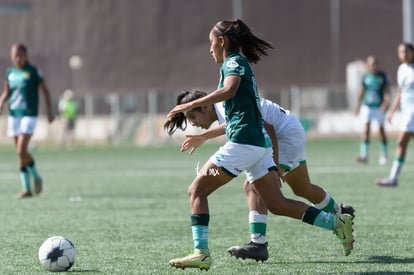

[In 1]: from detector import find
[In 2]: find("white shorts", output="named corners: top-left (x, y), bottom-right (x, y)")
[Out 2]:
top-left (209, 141), bottom-right (276, 183)
top-left (278, 121), bottom-right (307, 172)
top-left (7, 116), bottom-right (37, 137)
top-left (399, 111), bottom-right (414, 133)
top-left (359, 105), bottom-right (385, 126)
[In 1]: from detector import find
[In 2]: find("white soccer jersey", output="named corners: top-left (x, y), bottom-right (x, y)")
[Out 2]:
top-left (215, 98), bottom-right (306, 171)
top-left (397, 63), bottom-right (414, 113)
top-left (215, 98), bottom-right (295, 134)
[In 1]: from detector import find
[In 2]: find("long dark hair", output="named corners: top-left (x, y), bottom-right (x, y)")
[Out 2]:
top-left (164, 90), bottom-right (208, 136)
top-left (401, 42), bottom-right (414, 60)
top-left (212, 19), bottom-right (273, 64)
top-left (400, 42), bottom-right (414, 52)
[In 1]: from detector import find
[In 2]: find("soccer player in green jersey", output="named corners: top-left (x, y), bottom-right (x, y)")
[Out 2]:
top-left (165, 90), bottom-right (355, 262)
top-left (354, 56), bottom-right (390, 165)
top-left (0, 43), bottom-right (55, 198)
top-left (166, 19), bottom-right (354, 271)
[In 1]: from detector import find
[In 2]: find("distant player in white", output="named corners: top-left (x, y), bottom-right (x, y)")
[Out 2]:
top-left (376, 43), bottom-right (414, 187)
top-left (354, 56), bottom-right (390, 165)
top-left (165, 90), bottom-right (355, 261)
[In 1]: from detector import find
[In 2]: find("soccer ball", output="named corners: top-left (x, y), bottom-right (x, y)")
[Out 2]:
top-left (38, 236), bottom-right (76, 272)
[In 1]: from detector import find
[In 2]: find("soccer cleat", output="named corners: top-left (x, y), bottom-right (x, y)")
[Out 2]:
top-left (340, 204), bottom-right (355, 218)
top-left (334, 214), bottom-right (354, 256)
top-left (16, 190), bottom-right (32, 199)
top-left (227, 241), bottom-right (268, 262)
top-left (34, 178), bottom-right (43, 195)
top-left (356, 156), bottom-right (368, 164)
top-left (375, 177), bottom-right (398, 187)
top-left (378, 156), bottom-right (387, 166)
top-left (169, 250), bottom-right (211, 271)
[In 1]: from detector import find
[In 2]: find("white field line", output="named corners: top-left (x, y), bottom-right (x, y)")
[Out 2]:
top-left (0, 165), bottom-right (392, 179)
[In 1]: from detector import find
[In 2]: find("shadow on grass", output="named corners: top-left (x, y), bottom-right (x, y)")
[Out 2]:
top-left (347, 272), bottom-right (414, 275)
top-left (257, 255), bottom-right (414, 275)
top-left (68, 269), bottom-right (101, 273)
top-left (366, 255), bottom-right (414, 264)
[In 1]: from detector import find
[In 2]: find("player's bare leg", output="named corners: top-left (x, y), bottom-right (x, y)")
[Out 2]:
top-left (170, 162), bottom-right (232, 270)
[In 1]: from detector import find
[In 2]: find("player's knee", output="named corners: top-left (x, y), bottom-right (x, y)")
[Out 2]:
top-left (187, 183), bottom-right (206, 202)
top-left (187, 184), bottom-right (196, 199)
top-left (242, 181), bottom-right (251, 194)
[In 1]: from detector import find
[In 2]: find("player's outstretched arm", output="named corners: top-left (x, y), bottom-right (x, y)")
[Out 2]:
top-left (168, 76), bottom-right (240, 121)
top-left (354, 85), bottom-right (364, 116)
top-left (181, 124), bottom-right (225, 154)
top-left (381, 83), bottom-right (391, 113)
top-left (0, 81), bottom-right (10, 115)
top-left (39, 81), bottom-right (55, 123)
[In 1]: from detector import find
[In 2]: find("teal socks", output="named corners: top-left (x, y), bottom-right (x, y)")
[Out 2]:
top-left (26, 161), bottom-right (41, 181)
top-left (191, 214), bottom-right (210, 252)
top-left (302, 207), bottom-right (335, 230)
top-left (360, 140), bottom-right (369, 158)
top-left (20, 167), bottom-right (31, 191)
top-left (380, 141), bottom-right (388, 158)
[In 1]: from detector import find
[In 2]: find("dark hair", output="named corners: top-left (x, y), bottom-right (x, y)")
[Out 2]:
top-left (400, 42), bottom-right (414, 52)
top-left (164, 90), bottom-right (208, 136)
top-left (399, 42), bottom-right (414, 63)
top-left (212, 19), bottom-right (273, 64)
top-left (12, 43), bottom-right (27, 54)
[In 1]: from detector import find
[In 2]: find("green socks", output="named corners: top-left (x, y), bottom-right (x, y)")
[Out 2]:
top-left (19, 167), bottom-right (31, 191)
top-left (314, 193), bottom-right (341, 215)
top-left (249, 211), bottom-right (267, 244)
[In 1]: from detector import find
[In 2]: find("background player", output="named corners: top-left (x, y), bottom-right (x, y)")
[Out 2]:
top-left (0, 43), bottom-right (55, 198)
top-left (58, 89), bottom-right (77, 148)
top-left (354, 56), bottom-right (390, 165)
top-left (376, 43), bottom-right (414, 187)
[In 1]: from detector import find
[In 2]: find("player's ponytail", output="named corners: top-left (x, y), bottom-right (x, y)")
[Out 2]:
top-left (213, 19), bottom-right (273, 64)
top-left (163, 90), bottom-right (208, 135)
top-left (406, 43), bottom-right (414, 63)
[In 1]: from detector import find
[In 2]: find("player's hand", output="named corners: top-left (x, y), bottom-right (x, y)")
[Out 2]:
top-left (181, 134), bottom-right (207, 155)
top-left (386, 112), bottom-right (393, 124)
top-left (47, 112), bottom-right (55, 123)
top-left (167, 103), bottom-right (192, 121)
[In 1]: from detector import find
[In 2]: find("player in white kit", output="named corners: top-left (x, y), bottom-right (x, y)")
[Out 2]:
top-left (376, 43), bottom-right (414, 187)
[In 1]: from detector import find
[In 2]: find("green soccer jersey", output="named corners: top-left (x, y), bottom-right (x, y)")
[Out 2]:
top-left (218, 53), bottom-right (271, 148)
top-left (6, 63), bottom-right (43, 117)
top-left (361, 71), bottom-right (389, 108)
